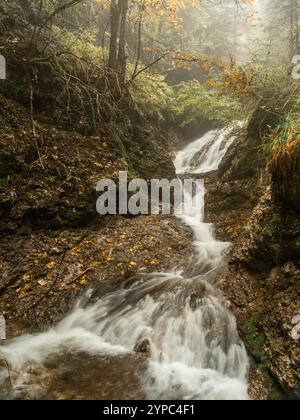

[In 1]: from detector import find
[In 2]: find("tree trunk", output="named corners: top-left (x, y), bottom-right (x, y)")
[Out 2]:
top-left (132, 10), bottom-right (143, 79)
top-left (108, 0), bottom-right (121, 70)
top-left (117, 0), bottom-right (129, 84)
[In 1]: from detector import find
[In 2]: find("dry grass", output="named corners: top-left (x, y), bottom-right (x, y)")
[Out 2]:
top-left (266, 111), bottom-right (300, 205)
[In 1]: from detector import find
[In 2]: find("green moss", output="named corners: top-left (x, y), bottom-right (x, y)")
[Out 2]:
top-left (244, 317), bottom-right (267, 364)
top-left (261, 213), bottom-right (282, 237)
top-left (244, 317), bottom-right (286, 400)
top-left (260, 367), bottom-right (285, 400)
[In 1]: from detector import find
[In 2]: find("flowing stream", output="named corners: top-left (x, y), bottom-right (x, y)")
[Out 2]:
top-left (0, 125), bottom-right (249, 400)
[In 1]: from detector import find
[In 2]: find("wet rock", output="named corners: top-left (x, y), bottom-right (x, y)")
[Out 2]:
top-left (134, 338), bottom-right (151, 356)
top-left (0, 356), bottom-right (12, 394)
top-left (0, 356), bottom-right (8, 370)
top-left (282, 262), bottom-right (299, 277)
top-left (189, 283), bottom-right (207, 310)
top-left (189, 292), bottom-right (199, 310)
top-left (222, 191), bottom-right (300, 398)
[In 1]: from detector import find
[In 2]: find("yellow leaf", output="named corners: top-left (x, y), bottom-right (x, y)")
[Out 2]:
top-left (38, 279), bottom-right (48, 287)
top-left (46, 262), bottom-right (56, 270)
top-left (129, 261), bottom-right (137, 268)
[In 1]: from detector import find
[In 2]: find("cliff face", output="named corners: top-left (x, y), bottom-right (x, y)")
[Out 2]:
top-left (204, 120), bottom-right (300, 400)
top-left (224, 190), bottom-right (300, 400)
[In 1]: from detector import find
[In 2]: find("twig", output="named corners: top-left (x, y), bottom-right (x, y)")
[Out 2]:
top-left (29, 82), bottom-right (45, 171)
top-left (66, 268), bottom-right (92, 286)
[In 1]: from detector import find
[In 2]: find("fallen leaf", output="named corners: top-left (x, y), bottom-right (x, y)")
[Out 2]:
top-left (46, 262), bottom-right (56, 270)
top-left (38, 279), bottom-right (48, 287)
top-left (129, 261), bottom-right (137, 268)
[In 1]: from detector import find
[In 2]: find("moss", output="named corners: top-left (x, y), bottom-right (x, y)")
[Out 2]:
top-left (260, 367), bottom-right (285, 400)
top-left (244, 317), bottom-right (267, 364)
top-left (244, 317), bottom-right (286, 400)
top-left (261, 213), bottom-right (282, 237)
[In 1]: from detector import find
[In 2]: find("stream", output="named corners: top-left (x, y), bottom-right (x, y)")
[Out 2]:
top-left (0, 125), bottom-right (249, 400)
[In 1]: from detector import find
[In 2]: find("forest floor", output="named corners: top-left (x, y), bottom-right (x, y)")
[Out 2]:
top-left (0, 94), bottom-right (192, 331)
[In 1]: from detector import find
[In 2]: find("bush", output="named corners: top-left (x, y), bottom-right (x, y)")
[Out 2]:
top-left (170, 80), bottom-right (244, 127)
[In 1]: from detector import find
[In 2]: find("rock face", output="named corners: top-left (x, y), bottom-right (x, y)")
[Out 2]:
top-left (205, 125), bottom-right (268, 242)
top-left (203, 120), bottom-right (300, 399)
top-left (222, 190), bottom-right (300, 399)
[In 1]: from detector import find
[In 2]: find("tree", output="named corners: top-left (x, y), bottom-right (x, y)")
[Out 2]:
top-left (108, 0), bottom-right (121, 69)
top-left (117, 0), bottom-right (129, 83)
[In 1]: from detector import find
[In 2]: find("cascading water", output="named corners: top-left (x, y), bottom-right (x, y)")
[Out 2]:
top-left (0, 125), bottom-right (249, 400)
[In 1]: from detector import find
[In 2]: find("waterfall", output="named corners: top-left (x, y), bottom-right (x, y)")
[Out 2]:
top-left (0, 124), bottom-right (249, 400)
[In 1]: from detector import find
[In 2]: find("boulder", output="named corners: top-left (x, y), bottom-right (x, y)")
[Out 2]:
top-left (133, 338), bottom-right (151, 356)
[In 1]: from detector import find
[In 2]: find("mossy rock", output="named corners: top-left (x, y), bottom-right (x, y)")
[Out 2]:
top-left (244, 317), bottom-right (286, 400)
top-left (244, 317), bottom-right (267, 364)
top-left (260, 367), bottom-right (285, 400)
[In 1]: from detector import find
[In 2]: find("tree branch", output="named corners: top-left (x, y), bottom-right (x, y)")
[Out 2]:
top-left (129, 52), bottom-right (169, 84)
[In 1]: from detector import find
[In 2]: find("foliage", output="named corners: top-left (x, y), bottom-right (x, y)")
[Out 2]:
top-left (129, 71), bottom-right (172, 123)
top-left (170, 80), bottom-right (244, 127)
top-left (265, 110), bottom-right (300, 205)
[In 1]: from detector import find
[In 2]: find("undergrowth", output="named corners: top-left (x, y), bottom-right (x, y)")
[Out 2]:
top-left (170, 80), bottom-right (244, 127)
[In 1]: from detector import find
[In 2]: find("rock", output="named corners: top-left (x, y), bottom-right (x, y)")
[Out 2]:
top-left (0, 356), bottom-right (7, 370)
top-left (189, 292), bottom-right (199, 310)
top-left (282, 262), bottom-right (298, 277)
top-left (0, 356), bottom-right (12, 394)
top-left (133, 338), bottom-right (151, 355)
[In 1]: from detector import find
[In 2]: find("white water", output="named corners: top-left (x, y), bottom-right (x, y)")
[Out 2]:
top-left (0, 125), bottom-right (249, 400)
top-left (174, 123), bottom-right (243, 175)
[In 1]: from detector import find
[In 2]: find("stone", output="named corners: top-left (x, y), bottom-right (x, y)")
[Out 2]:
top-left (133, 337), bottom-right (151, 355)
